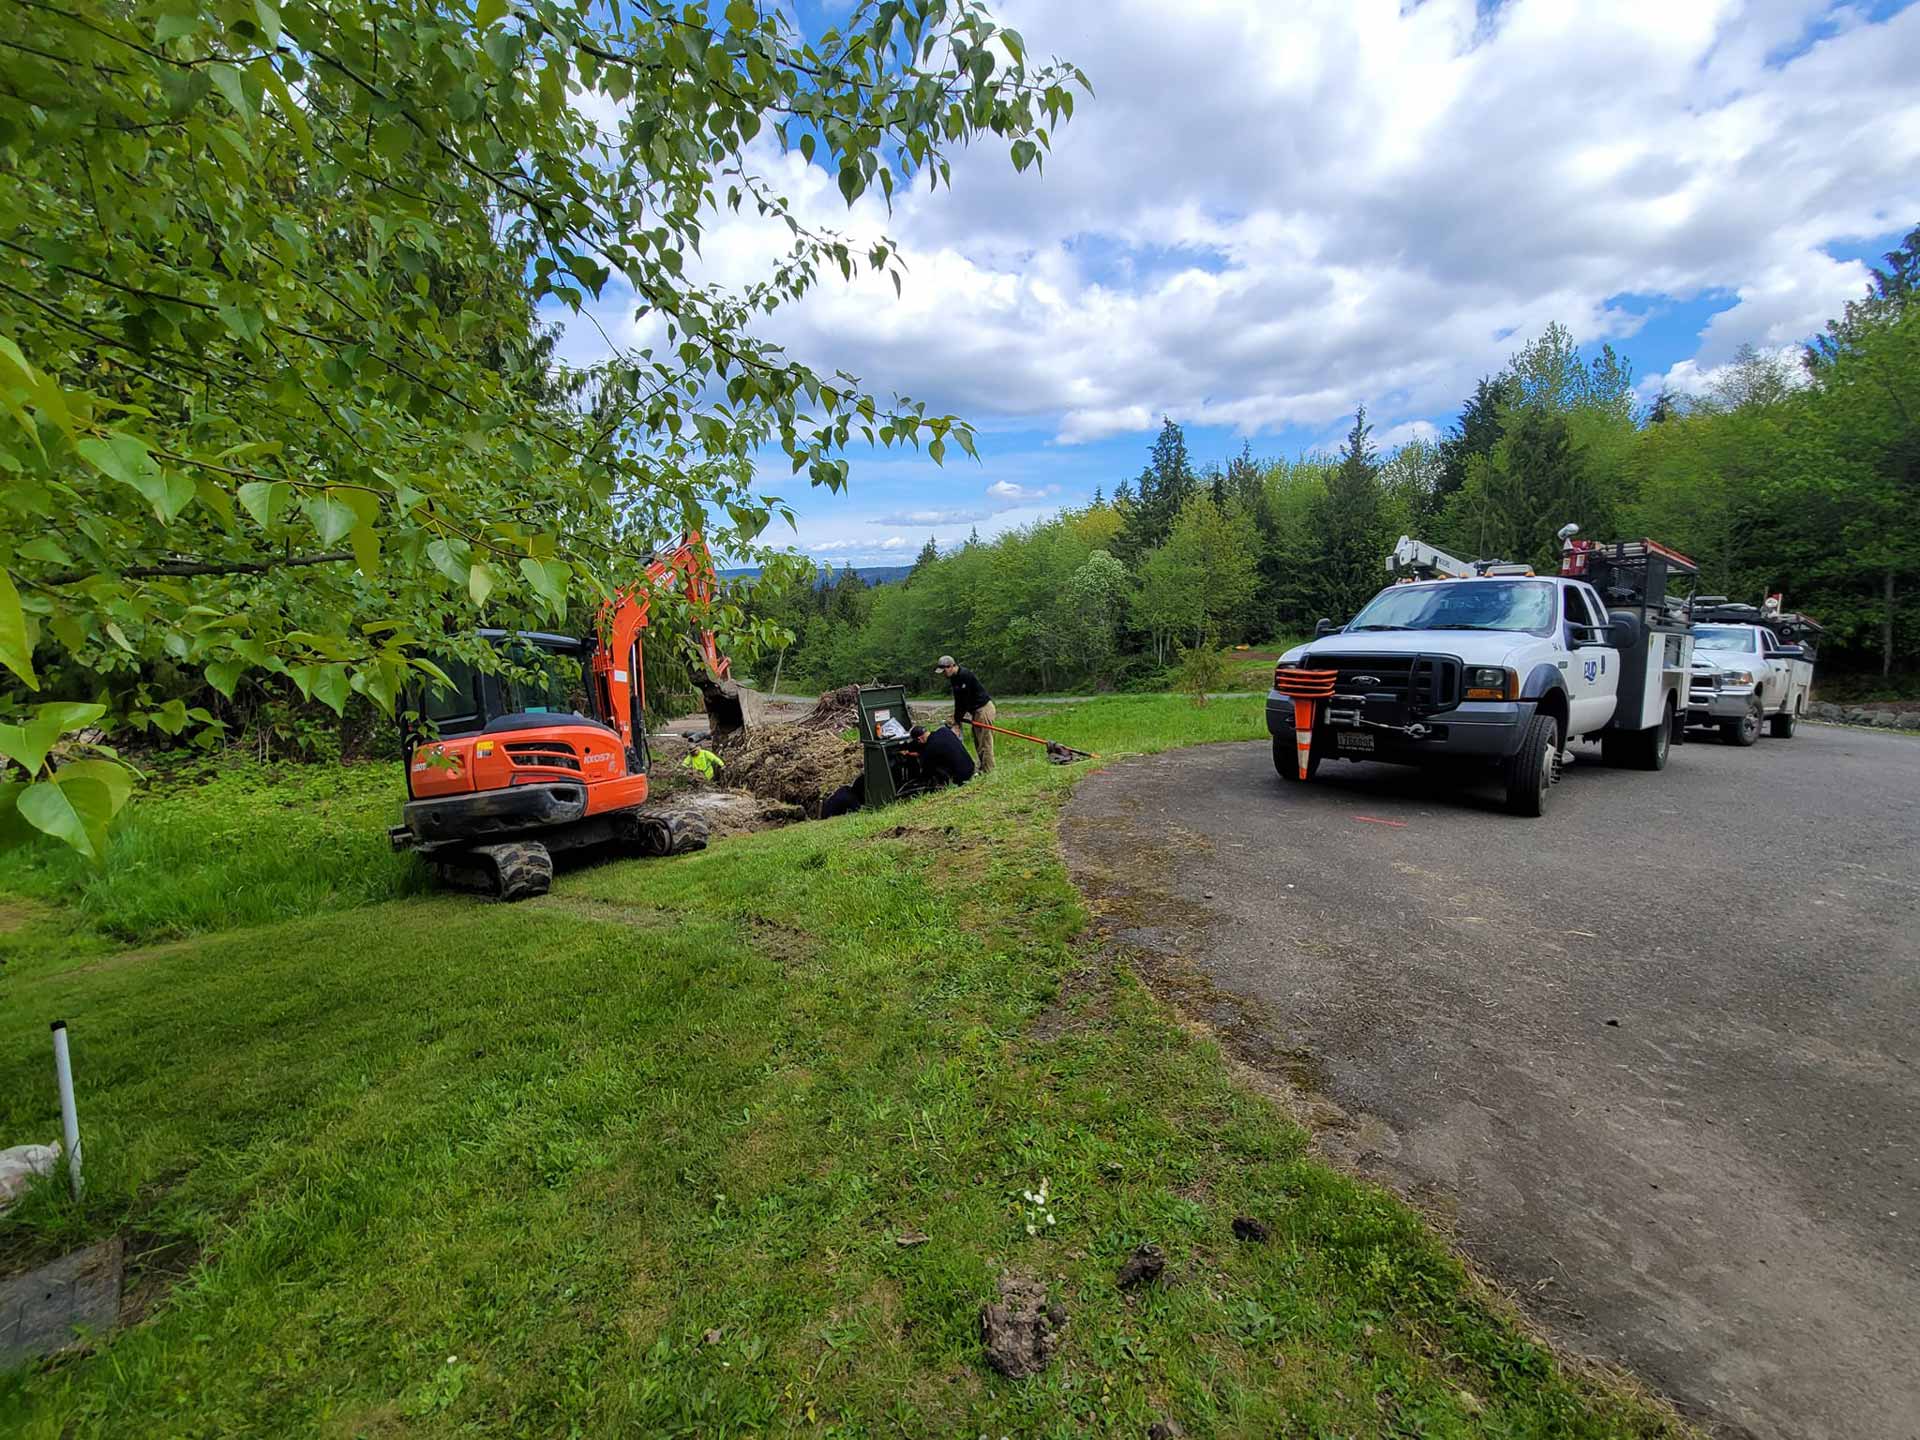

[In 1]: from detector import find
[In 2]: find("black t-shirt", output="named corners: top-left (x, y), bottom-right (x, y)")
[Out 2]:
top-left (913, 726), bottom-right (975, 785)
top-left (947, 667), bottom-right (992, 723)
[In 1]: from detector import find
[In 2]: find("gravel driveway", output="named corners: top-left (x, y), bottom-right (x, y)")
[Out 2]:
top-left (1062, 724), bottom-right (1919, 1439)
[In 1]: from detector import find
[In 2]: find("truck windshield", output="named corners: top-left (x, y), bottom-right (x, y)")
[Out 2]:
top-left (1347, 580), bottom-right (1556, 636)
top-left (1693, 626), bottom-right (1757, 653)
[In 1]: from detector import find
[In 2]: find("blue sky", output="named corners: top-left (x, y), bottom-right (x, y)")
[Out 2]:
top-left (554, 0), bottom-right (1920, 566)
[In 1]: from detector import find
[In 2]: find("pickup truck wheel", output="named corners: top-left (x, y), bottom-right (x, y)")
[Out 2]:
top-left (1272, 735), bottom-right (1320, 781)
top-left (1769, 708), bottom-right (1797, 739)
top-left (1502, 714), bottom-right (1559, 816)
top-left (1722, 699), bottom-right (1763, 747)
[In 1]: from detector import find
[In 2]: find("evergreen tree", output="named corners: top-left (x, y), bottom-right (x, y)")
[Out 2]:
top-left (910, 536), bottom-right (940, 580)
top-left (1115, 417), bottom-right (1197, 561)
top-left (1808, 225), bottom-right (1920, 370)
top-left (1224, 442), bottom-right (1263, 512)
top-left (1438, 375), bottom-right (1515, 498)
top-left (1308, 409), bottom-right (1389, 621)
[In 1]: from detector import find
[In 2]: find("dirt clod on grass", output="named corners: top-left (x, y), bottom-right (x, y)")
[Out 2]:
top-left (716, 722), bottom-right (860, 818)
top-left (1232, 1215), bottom-right (1272, 1243)
top-left (980, 1271), bottom-right (1065, 1378)
top-left (1115, 1242), bottom-right (1166, 1290)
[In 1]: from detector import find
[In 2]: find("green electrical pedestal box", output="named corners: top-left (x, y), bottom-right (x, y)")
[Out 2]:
top-left (855, 685), bottom-right (925, 807)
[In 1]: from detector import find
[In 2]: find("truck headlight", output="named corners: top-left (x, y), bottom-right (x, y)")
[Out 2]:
top-left (1465, 666), bottom-right (1517, 701)
top-left (1725, 670), bottom-right (1754, 686)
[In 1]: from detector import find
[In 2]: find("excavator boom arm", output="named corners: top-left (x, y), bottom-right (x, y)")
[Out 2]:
top-left (591, 531), bottom-right (745, 747)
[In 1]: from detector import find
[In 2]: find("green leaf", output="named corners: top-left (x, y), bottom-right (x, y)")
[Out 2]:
top-left (78, 433), bottom-right (195, 521)
top-left (205, 657), bottom-right (249, 697)
top-left (154, 12), bottom-right (199, 43)
top-left (305, 493), bottom-right (356, 546)
top-left (349, 524), bottom-right (381, 576)
top-left (475, 0), bottom-right (507, 30)
top-left (238, 479), bottom-right (292, 528)
top-left (0, 702), bottom-right (107, 777)
top-left (468, 559), bottom-right (495, 606)
top-left (55, 758), bottom-right (135, 815)
top-left (253, 0), bottom-right (282, 47)
top-left (209, 62), bottom-right (254, 126)
top-left (518, 557), bottom-right (570, 612)
top-left (0, 566), bottom-right (36, 692)
top-left (218, 304), bottom-right (265, 345)
top-left (410, 657), bottom-right (455, 689)
top-left (428, 538), bottom-right (470, 584)
top-left (312, 664), bottom-right (351, 715)
top-left (18, 771), bottom-right (118, 861)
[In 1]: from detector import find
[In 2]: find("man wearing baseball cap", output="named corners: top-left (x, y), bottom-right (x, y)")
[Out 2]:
top-left (933, 655), bottom-right (996, 773)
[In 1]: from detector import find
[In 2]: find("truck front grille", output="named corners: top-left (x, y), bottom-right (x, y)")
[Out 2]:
top-left (1302, 652), bottom-right (1464, 713)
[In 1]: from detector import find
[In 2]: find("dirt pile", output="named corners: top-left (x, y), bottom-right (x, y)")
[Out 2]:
top-left (717, 724), bottom-right (861, 817)
top-left (800, 684), bottom-right (861, 734)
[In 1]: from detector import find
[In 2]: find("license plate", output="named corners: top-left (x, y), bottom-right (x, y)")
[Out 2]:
top-left (1336, 730), bottom-right (1375, 753)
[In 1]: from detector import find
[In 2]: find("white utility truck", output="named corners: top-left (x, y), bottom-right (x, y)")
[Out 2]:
top-left (1268, 527), bottom-right (1696, 816)
top-left (1683, 597), bottom-right (1821, 743)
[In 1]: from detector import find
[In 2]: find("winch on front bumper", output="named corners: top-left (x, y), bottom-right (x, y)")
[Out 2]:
top-left (1266, 650), bottom-right (1534, 761)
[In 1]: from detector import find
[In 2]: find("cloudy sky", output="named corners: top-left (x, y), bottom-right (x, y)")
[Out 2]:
top-left (555, 0), bottom-right (1920, 567)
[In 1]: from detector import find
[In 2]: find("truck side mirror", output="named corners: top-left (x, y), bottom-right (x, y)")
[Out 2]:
top-left (1604, 613), bottom-right (1642, 650)
top-left (1774, 644), bottom-right (1805, 658)
top-left (1314, 617), bottom-right (1338, 637)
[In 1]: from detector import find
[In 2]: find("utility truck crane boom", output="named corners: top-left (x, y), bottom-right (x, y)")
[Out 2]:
top-left (1387, 535), bottom-right (1477, 580)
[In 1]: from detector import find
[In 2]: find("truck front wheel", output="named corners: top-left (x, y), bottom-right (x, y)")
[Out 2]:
top-left (1722, 698), bottom-right (1762, 747)
top-left (1501, 714), bottom-right (1560, 816)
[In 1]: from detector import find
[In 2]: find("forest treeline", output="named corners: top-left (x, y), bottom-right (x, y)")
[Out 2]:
top-left (749, 231), bottom-right (1920, 697)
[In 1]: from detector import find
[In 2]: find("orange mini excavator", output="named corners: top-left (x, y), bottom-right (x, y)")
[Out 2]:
top-left (388, 531), bottom-right (747, 900)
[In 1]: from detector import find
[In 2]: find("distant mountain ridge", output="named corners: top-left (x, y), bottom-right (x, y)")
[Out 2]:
top-left (718, 562), bottom-right (915, 587)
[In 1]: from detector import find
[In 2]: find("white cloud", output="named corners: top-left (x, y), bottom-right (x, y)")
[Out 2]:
top-left (873, 508), bottom-right (991, 526)
top-left (1639, 344), bottom-right (1810, 402)
top-left (554, 0), bottom-right (1920, 453)
top-left (986, 480), bottom-right (1054, 501)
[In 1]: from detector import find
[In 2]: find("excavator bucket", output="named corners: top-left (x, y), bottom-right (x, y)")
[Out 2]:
top-left (699, 677), bottom-right (748, 742)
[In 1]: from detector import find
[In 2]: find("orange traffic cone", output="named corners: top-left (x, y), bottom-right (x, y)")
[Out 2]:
top-left (1291, 697), bottom-right (1317, 779)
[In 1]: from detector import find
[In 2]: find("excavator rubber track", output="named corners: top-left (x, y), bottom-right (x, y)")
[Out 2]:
top-left (432, 840), bottom-right (554, 902)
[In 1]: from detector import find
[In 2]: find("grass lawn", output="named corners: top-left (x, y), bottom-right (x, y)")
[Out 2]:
top-left (0, 696), bottom-right (1680, 1437)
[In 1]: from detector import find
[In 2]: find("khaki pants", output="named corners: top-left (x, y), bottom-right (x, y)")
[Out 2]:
top-left (969, 701), bottom-right (996, 773)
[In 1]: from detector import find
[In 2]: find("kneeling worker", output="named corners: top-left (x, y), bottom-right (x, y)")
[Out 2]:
top-left (934, 654), bottom-right (995, 772)
top-left (906, 723), bottom-right (975, 788)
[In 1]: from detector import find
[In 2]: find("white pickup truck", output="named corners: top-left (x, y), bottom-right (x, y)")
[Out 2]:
top-left (1269, 535), bottom-right (1696, 816)
top-left (1685, 622), bottom-right (1816, 743)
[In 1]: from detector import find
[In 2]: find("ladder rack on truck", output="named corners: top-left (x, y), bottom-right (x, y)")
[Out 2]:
top-left (1690, 597), bottom-right (1825, 658)
top-left (1560, 533), bottom-right (1699, 738)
